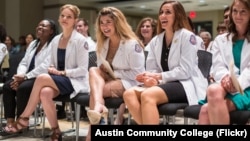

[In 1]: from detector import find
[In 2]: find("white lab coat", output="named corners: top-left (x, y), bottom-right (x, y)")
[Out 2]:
top-left (0, 43), bottom-right (8, 64)
top-left (17, 40), bottom-right (51, 78)
top-left (50, 30), bottom-right (89, 98)
top-left (146, 29), bottom-right (207, 105)
top-left (97, 39), bottom-right (145, 89)
top-left (212, 33), bottom-right (250, 91)
top-left (86, 37), bottom-right (96, 52)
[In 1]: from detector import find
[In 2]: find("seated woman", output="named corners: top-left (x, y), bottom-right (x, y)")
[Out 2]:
top-left (123, 0), bottom-right (208, 125)
top-left (2, 4), bottom-right (89, 141)
top-left (198, 0), bottom-right (250, 125)
top-left (85, 6), bottom-right (145, 141)
top-left (2, 19), bottom-right (57, 133)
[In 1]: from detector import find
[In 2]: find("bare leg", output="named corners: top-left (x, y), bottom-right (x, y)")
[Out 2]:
top-left (206, 83), bottom-right (229, 124)
top-left (198, 104), bottom-right (210, 124)
top-left (114, 103), bottom-right (125, 125)
top-left (86, 67), bottom-right (108, 141)
top-left (123, 88), bottom-right (143, 124)
top-left (40, 87), bottom-right (60, 128)
top-left (141, 86), bottom-right (167, 124)
top-left (88, 67), bottom-right (106, 112)
top-left (6, 74), bottom-right (59, 132)
top-left (20, 74), bottom-right (59, 117)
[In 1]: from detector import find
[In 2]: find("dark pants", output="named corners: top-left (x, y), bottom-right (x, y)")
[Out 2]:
top-left (3, 78), bottom-right (35, 119)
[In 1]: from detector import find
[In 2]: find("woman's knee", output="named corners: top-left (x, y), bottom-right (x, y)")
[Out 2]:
top-left (206, 83), bottom-right (225, 102)
top-left (199, 104), bottom-right (208, 116)
top-left (40, 87), bottom-right (55, 101)
top-left (140, 90), bottom-right (156, 104)
top-left (36, 73), bottom-right (51, 81)
top-left (123, 89), bottom-right (135, 102)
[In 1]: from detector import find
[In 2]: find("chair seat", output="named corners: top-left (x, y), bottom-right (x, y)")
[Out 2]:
top-left (158, 103), bottom-right (188, 115)
top-left (74, 93), bottom-right (90, 107)
top-left (184, 104), bottom-right (250, 125)
top-left (183, 104), bottom-right (201, 119)
top-left (53, 92), bottom-right (89, 103)
top-left (230, 110), bottom-right (250, 124)
top-left (104, 97), bottom-right (123, 109)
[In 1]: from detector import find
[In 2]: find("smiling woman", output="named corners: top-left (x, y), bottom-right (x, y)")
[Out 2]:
top-left (85, 6), bottom-right (145, 141)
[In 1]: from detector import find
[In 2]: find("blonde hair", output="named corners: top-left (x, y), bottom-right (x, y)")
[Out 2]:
top-left (60, 4), bottom-right (80, 19)
top-left (95, 7), bottom-right (143, 54)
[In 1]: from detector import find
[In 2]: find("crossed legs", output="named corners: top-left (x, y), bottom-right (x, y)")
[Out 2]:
top-left (4, 74), bottom-right (60, 135)
top-left (198, 83), bottom-right (236, 124)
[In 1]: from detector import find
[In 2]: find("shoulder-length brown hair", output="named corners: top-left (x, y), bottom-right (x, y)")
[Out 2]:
top-left (156, 0), bottom-right (192, 34)
top-left (135, 17), bottom-right (157, 41)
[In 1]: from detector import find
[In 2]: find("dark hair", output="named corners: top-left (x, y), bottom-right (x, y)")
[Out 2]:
top-left (33, 18), bottom-right (58, 48)
top-left (26, 33), bottom-right (36, 40)
top-left (157, 0), bottom-right (192, 34)
top-left (5, 35), bottom-right (16, 47)
top-left (224, 6), bottom-right (230, 14)
top-left (187, 16), bottom-right (195, 33)
top-left (77, 18), bottom-right (90, 36)
top-left (216, 21), bottom-right (227, 32)
top-left (0, 23), bottom-right (7, 43)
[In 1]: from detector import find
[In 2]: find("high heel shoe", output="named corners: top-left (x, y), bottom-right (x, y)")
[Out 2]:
top-left (51, 126), bottom-right (62, 141)
top-left (87, 110), bottom-right (102, 124)
top-left (2, 117), bottom-right (29, 134)
top-left (87, 107), bottom-right (109, 125)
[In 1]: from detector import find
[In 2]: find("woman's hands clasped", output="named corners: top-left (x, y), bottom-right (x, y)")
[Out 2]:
top-left (136, 72), bottom-right (159, 87)
top-left (221, 74), bottom-right (237, 93)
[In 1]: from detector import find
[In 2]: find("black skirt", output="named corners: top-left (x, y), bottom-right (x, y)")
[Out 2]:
top-left (50, 74), bottom-right (74, 95)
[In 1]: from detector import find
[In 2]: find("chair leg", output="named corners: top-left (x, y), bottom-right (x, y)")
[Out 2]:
top-left (108, 109), bottom-right (114, 125)
top-left (75, 104), bottom-right (81, 141)
top-left (0, 94), bottom-right (4, 128)
top-left (184, 117), bottom-right (189, 124)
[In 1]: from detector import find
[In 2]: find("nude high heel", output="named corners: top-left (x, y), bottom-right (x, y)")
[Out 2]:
top-left (87, 106), bottom-right (108, 125)
top-left (87, 110), bottom-right (102, 125)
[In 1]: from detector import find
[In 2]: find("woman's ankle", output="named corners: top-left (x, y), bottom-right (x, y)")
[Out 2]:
top-left (7, 118), bottom-right (15, 124)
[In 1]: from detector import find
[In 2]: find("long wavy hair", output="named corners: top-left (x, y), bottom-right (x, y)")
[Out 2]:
top-left (227, 0), bottom-right (250, 43)
top-left (95, 7), bottom-right (144, 55)
top-left (156, 0), bottom-right (192, 34)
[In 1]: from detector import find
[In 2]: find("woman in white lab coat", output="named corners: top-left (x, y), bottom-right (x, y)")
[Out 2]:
top-left (198, 0), bottom-right (250, 124)
top-left (3, 4), bottom-right (89, 141)
top-left (123, 0), bottom-right (207, 125)
top-left (85, 6), bottom-right (145, 141)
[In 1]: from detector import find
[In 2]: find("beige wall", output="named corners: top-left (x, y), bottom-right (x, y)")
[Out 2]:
top-left (192, 10), bottom-right (224, 39)
top-left (0, 0), bottom-right (224, 41)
